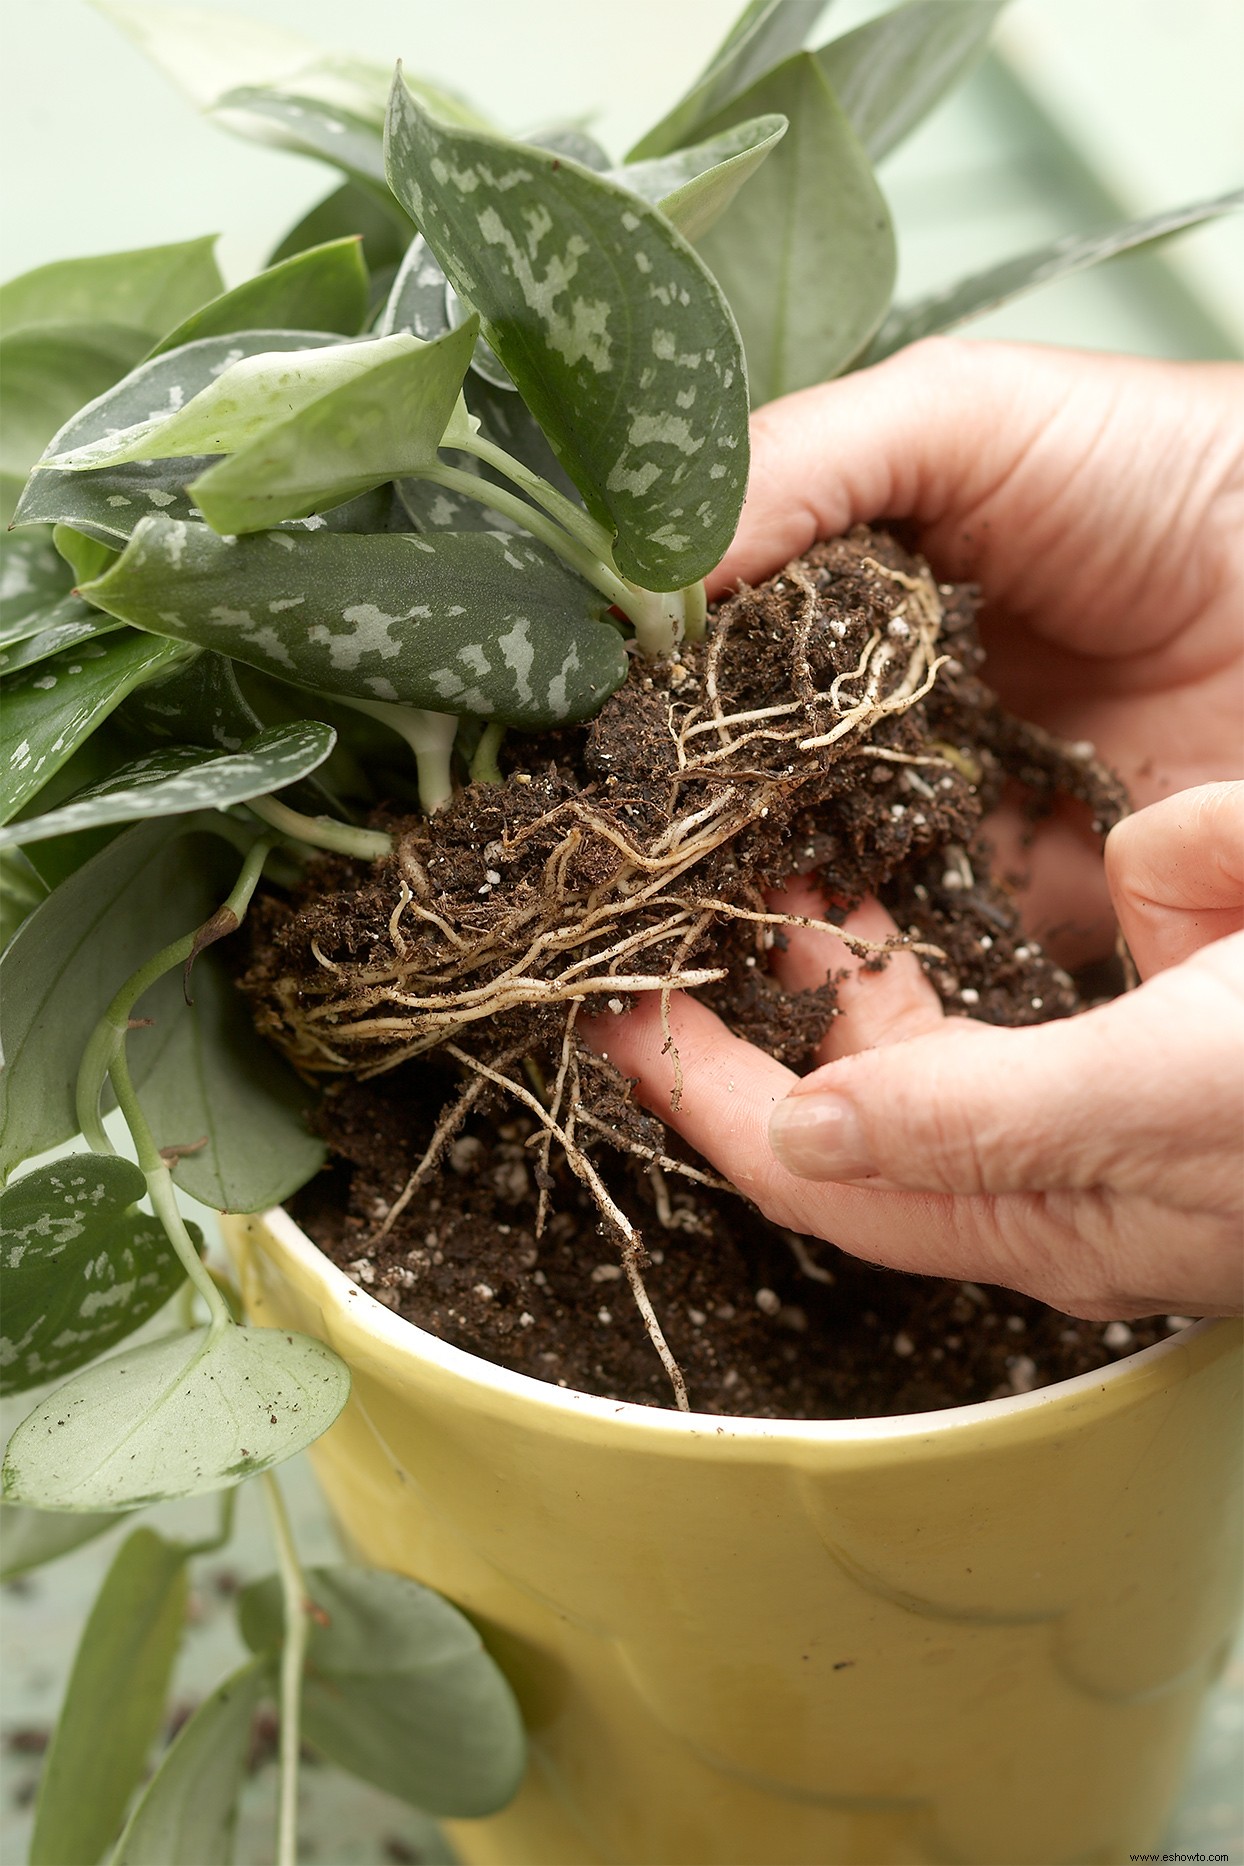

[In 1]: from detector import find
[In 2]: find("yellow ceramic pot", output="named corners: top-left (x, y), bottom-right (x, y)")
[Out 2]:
top-left (226, 1208), bottom-right (1242, 1866)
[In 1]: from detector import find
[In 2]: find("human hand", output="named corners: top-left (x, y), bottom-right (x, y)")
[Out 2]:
top-left (709, 340), bottom-right (1244, 963)
top-left (589, 784), bottom-right (1244, 1320)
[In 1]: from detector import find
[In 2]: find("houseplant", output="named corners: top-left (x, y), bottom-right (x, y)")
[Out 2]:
top-left (1, 1), bottom-right (1241, 1860)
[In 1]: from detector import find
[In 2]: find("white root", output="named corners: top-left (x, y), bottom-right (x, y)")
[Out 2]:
top-left (443, 1044), bottom-right (690, 1411)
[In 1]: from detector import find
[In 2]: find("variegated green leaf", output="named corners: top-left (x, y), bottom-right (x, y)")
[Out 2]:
top-left (386, 80), bottom-right (749, 590)
top-left (240, 1566), bottom-right (526, 1815)
top-left (28, 1528), bottom-right (188, 1866)
top-left (44, 334), bottom-right (435, 474)
top-left (0, 237), bottom-right (222, 340)
top-left (0, 722), bottom-right (335, 849)
top-left (0, 531), bottom-right (73, 640)
top-left (378, 235), bottom-right (453, 341)
top-left (0, 599), bottom-right (123, 678)
top-left (187, 324), bottom-right (478, 533)
top-left (629, 0), bottom-right (829, 159)
top-left (0, 1156), bottom-right (196, 1397)
top-left (612, 113), bottom-right (788, 244)
top-left (1, 632), bottom-right (191, 827)
top-left (14, 458), bottom-right (394, 553)
top-left (112, 1657), bottom-right (271, 1866)
top-left (2, 1322), bottom-right (351, 1509)
top-left (147, 238), bottom-right (370, 357)
top-left (215, 84), bottom-right (388, 186)
top-left (382, 239), bottom-right (520, 397)
top-left (23, 329), bottom-right (343, 474)
top-left (818, 1), bottom-right (1004, 161)
top-left (696, 52), bottom-right (896, 402)
top-left (119, 649), bottom-right (268, 751)
top-left (83, 517), bottom-right (629, 727)
top-left (866, 187), bottom-right (1244, 358)
top-left (0, 325), bottom-right (151, 485)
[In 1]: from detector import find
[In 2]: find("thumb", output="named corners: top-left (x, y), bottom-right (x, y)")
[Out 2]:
top-left (767, 944), bottom-right (1244, 1200)
top-left (1106, 782), bottom-right (1244, 978)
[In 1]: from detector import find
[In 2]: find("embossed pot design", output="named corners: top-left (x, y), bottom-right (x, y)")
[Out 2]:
top-left (226, 1208), bottom-right (1242, 1866)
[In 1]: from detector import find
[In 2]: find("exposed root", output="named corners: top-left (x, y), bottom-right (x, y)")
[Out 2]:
top-left (248, 539), bottom-right (953, 1080)
top-left (443, 1044), bottom-right (690, 1410)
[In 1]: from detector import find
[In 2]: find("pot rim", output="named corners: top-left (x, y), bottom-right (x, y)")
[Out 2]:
top-left (251, 1205), bottom-right (1231, 1445)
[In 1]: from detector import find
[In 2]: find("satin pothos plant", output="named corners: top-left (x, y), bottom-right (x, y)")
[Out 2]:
top-left (1, 1), bottom-right (1239, 1860)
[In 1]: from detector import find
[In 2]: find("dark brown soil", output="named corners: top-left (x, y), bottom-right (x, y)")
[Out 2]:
top-left (248, 529), bottom-right (1167, 1419)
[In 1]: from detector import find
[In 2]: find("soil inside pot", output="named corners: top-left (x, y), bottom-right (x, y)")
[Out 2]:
top-left (245, 528), bottom-right (1179, 1418)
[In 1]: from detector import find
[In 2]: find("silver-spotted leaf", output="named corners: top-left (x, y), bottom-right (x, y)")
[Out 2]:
top-left (2, 1323), bottom-right (350, 1510)
top-left (14, 458), bottom-right (394, 553)
top-left (628, 0), bottom-right (829, 159)
top-left (239, 1565), bottom-right (526, 1815)
top-left (83, 517), bottom-right (629, 727)
top-left (609, 113), bottom-right (788, 244)
top-left (0, 1156), bottom-right (196, 1396)
top-left (817, 1), bottom-right (1004, 160)
top-left (696, 52), bottom-right (896, 401)
top-left (0, 532), bottom-right (74, 642)
top-left (376, 235), bottom-right (453, 341)
top-left (28, 1527), bottom-right (188, 1866)
top-left (385, 78), bottom-right (749, 591)
top-left (44, 334), bottom-right (429, 474)
top-left (867, 187), bottom-right (1244, 359)
top-left (0, 325), bottom-right (151, 486)
top-left (214, 84), bottom-right (388, 186)
top-left (0, 1500), bottom-right (124, 1581)
top-left (0, 631), bottom-right (191, 827)
top-left (25, 328), bottom-right (344, 471)
top-left (0, 600), bottom-right (123, 679)
top-left (0, 238), bottom-right (222, 341)
top-left (112, 1657), bottom-right (271, 1866)
top-left (147, 237), bottom-right (370, 356)
top-left (187, 323), bottom-right (478, 533)
top-left (0, 722), bottom-right (335, 850)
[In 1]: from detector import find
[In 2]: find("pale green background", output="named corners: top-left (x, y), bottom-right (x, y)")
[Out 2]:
top-left (1, 0), bottom-right (1242, 355)
top-left (2, 4), bottom-right (1242, 1863)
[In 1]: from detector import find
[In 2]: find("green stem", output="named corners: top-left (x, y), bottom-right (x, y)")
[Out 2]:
top-left (681, 579), bottom-right (708, 643)
top-left (111, 1041), bottom-right (232, 1331)
top-left (470, 720), bottom-right (506, 786)
top-left (74, 836), bottom-right (276, 1333)
top-left (262, 1472), bottom-right (310, 1866)
top-left (461, 433), bottom-right (616, 561)
top-left (247, 796), bottom-right (393, 859)
top-left (182, 1485), bottom-right (238, 1559)
top-left (453, 437), bottom-right (704, 655)
top-left (337, 699), bottom-right (458, 814)
top-left (420, 462), bottom-right (635, 614)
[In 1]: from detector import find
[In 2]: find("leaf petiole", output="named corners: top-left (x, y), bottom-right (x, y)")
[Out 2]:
top-left (246, 796), bottom-right (395, 859)
top-left (262, 1471), bottom-right (311, 1866)
top-left (74, 835), bottom-right (277, 1332)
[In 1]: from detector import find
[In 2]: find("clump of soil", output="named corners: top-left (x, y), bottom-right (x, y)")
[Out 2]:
top-left (245, 528), bottom-right (1155, 1418)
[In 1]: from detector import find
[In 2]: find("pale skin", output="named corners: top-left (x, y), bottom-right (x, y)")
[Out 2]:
top-left (589, 340), bottom-right (1244, 1320)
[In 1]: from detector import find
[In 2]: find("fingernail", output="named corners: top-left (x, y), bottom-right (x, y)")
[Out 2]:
top-left (769, 1093), bottom-right (874, 1180)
